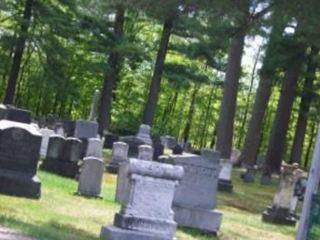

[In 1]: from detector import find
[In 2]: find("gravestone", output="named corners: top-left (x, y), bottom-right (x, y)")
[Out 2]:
top-left (39, 128), bottom-right (55, 157)
top-left (171, 150), bottom-right (223, 234)
top-left (88, 90), bottom-right (100, 121)
top-left (107, 142), bottom-right (129, 173)
top-left (55, 124), bottom-right (65, 136)
top-left (218, 159), bottom-right (233, 192)
top-left (101, 158), bottom-right (184, 240)
top-left (138, 145), bottom-right (153, 161)
top-left (85, 138), bottom-right (103, 158)
top-left (165, 136), bottom-right (177, 149)
top-left (262, 164), bottom-right (303, 225)
top-left (40, 136), bottom-right (82, 178)
top-left (104, 133), bottom-right (119, 149)
top-left (120, 136), bottom-right (145, 158)
top-left (0, 104), bottom-right (7, 120)
top-left (172, 144), bottom-right (183, 155)
top-left (136, 124), bottom-right (152, 145)
top-left (230, 149), bottom-right (241, 165)
top-left (74, 120), bottom-right (98, 139)
top-left (0, 120), bottom-right (41, 199)
top-left (5, 106), bottom-right (31, 124)
top-left (77, 157), bottom-right (104, 197)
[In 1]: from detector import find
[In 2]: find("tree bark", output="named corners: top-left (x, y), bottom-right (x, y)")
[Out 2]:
top-left (304, 122), bottom-right (317, 168)
top-left (216, 32), bottom-right (245, 159)
top-left (142, 15), bottom-right (174, 126)
top-left (239, 23), bottom-right (285, 167)
top-left (98, 6), bottom-right (125, 135)
top-left (290, 47), bottom-right (319, 164)
top-left (262, 45), bottom-right (306, 177)
top-left (4, 0), bottom-right (34, 104)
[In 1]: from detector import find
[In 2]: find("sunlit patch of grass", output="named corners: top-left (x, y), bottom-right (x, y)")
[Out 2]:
top-left (0, 153), bottom-right (296, 240)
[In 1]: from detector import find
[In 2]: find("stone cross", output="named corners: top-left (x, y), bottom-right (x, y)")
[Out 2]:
top-left (138, 144), bottom-right (153, 161)
top-left (89, 89), bottom-right (100, 121)
top-left (171, 149), bottom-right (223, 234)
top-left (262, 164), bottom-right (302, 225)
top-left (77, 157), bottom-right (104, 197)
top-left (107, 141), bottom-right (129, 174)
top-left (101, 158), bottom-right (184, 240)
top-left (0, 120), bottom-right (41, 199)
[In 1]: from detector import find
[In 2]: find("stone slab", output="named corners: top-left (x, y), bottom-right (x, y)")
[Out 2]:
top-left (262, 206), bottom-right (297, 225)
top-left (101, 226), bottom-right (174, 240)
top-left (173, 205), bottom-right (222, 234)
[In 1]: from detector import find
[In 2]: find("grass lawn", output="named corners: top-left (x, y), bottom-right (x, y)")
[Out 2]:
top-left (0, 152), bottom-right (297, 240)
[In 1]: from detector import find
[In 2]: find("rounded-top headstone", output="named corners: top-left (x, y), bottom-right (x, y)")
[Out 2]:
top-left (138, 145), bottom-right (153, 161)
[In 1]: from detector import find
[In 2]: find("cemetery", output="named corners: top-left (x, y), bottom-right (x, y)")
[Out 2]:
top-left (1, 1), bottom-right (320, 240)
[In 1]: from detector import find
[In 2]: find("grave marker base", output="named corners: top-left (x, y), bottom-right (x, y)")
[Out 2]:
top-left (218, 179), bottom-right (233, 192)
top-left (40, 160), bottom-right (79, 178)
top-left (0, 170), bottom-right (41, 199)
top-left (173, 205), bottom-right (222, 234)
top-left (100, 226), bottom-right (175, 240)
top-left (262, 206), bottom-right (297, 225)
top-left (106, 163), bottom-right (120, 174)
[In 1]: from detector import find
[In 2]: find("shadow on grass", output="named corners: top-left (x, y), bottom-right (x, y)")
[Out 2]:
top-left (0, 215), bottom-right (98, 240)
top-left (179, 226), bottom-right (219, 239)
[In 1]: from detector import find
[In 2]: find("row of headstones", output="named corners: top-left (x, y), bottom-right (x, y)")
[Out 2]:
top-left (100, 143), bottom-right (223, 239)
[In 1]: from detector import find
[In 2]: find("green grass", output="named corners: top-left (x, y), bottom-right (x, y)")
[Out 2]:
top-left (0, 154), bottom-right (297, 240)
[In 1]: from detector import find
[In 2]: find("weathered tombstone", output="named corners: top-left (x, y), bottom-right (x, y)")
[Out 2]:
top-left (5, 106), bottom-right (31, 124)
top-left (120, 136), bottom-right (145, 158)
top-left (107, 142), bottom-right (129, 173)
top-left (85, 138), bottom-right (103, 158)
top-left (74, 120), bottom-right (98, 139)
top-left (101, 158), bottom-right (184, 240)
top-left (136, 124), bottom-right (152, 145)
top-left (218, 159), bottom-right (233, 192)
top-left (172, 144), bottom-right (183, 155)
top-left (165, 136), bottom-right (177, 149)
top-left (39, 128), bottom-right (55, 157)
top-left (241, 167), bottom-right (257, 183)
top-left (88, 89), bottom-right (100, 121)
top-left (0, 104), bottom-right (6, 120)
top-left (77, 157), bottom-right (104, 197)
top-left (138, 145), bottom-right (153, 161)
top-left (55, 124), bottom-right (65, 136)
top-left (171, 150), bottom-right (223, 234)
top-left (41, 136), bottom-right (82, 178)
top-left (104, 133), bottom-right (119, 149)
top-left (62, 119), bottom-right (75, 137)
top-left (262, 164), bottom-right (302, 225)
top-left (0, 120), bottom-right (41, 199)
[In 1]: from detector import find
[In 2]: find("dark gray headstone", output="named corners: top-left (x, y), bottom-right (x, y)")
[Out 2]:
top-left (104, 133), bottom-right (119, 149)
top-left (0, 120), bottom-right (41, 199)
top-left (172, 144), bottom-right (183, 155)
top-left (74, 120), bottom-right (98, 139)
top-left (120, 136), bottom-right (145, 158)
top-left (6, 106), bottom-right (31, 124)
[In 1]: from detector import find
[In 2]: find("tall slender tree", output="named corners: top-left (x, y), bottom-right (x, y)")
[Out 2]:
top-left (4, 0), bottom-right (34, 104)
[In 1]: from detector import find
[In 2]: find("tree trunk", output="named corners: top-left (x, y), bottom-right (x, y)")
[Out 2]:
top-left (216, 32), bottom-right (245, 159)
top-left (304, 122), bottom-right (317, 168)
top-left (290, 47), bottom-right (319, 164)
top-left (183, 85), bottom-right (200, 143)
top-left (239, 23), bottom-right (285, 168)
top-left (4, 0), bottom-right (33, 104)
top-left (262, 45), bottom-right (306, 178)
top-left (142, 15), bottom-right (174, 126)
top-left (98, 6), bottom-right (125, 135)
top-left (237, 46), bottom-right (261, 149)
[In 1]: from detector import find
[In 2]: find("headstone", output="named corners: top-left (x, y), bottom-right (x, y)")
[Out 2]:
top-left (170, 150), bottom-right (223, 234)
top-left (172, 144), bottom-right (183, 155)
top-left (183, 141), bottom-right (192, 153)
top-left (165, 136), bottom-right (177, 149)
top-left (0, 104), bottom-right (6, 120)
top-left (230, 149), bottom-right (241, 165)
top-left (0, 120), bottom-right (41, 199)
top-left (241, 167), bottom-right (257, 183)
top-left (101, 158), bottom-right (184, 240)
top-left (62, 119), bottom-right (75, 137)
top-left (138, 145), bottom-right (153, 161)
top-left (107, 142), bottom-right (129, 174)
top-left (74, 120), bottom-right (98, 139)
top-left (40, 136), bottom-right (82, 178)
top-left (77, 157), bottom-right (104, 197)
top-left (218, 159), bottom-right (233, 192)
top-left (39, 128), bottom-right (55, 157)
top-left (5, 106), bottom-right (31, 124)
top-left (55, 124), bottom-right (65, 136)
top-left (262, 164), bottom-right (303, 225)
top-left (89, 89), bottom-right (100, 121)
top-left (136, 124), bottom-right (152, 145)
top-left (120, 136), bottom-right (145, 158)
top-left (104, 133), bottom-right (119, 149)
top-left (85, 138), bottom-right (103, 158)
